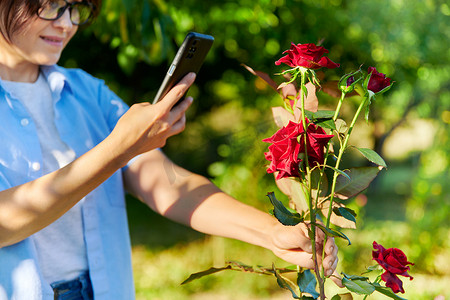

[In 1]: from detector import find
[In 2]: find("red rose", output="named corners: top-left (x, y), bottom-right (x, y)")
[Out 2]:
top-left (367, 67), bottom-right (392, 93)
top-left (275, 43), bottom-right (340, 70)
top-left (263, 119), bottom-right (333, 180)
top-left (372, 241), bottom-right (414, 293)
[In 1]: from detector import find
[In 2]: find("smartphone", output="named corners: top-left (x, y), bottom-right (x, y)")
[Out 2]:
top-left (152, 32), bottom-right (214, 104)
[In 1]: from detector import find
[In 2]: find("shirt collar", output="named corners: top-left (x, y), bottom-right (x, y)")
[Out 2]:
top-left (40, 65), bottom-right (73, 99)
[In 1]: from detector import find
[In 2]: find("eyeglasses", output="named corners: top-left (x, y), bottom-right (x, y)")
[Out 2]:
top-left (37, 0), bottom-right (94, 26)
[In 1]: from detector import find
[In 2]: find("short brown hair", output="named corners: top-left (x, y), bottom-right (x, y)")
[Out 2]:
top-left (0, 0), bottom-right (102, 42)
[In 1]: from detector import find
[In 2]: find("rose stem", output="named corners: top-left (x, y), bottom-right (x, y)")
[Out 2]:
top-left (325, 95), bottom-right (369, 228)
top-left (299, 67), bottom-right (325, 300)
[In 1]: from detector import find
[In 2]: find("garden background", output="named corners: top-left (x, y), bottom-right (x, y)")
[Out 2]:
top-left (60, 0), bottom-right (449, 299)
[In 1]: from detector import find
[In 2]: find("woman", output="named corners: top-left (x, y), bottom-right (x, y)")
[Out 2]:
top-left (0, 1), bottom-right (340, 299)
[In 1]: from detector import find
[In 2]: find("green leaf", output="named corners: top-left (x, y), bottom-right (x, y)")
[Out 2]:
top-left (315, 118), bottom-right (336, 130)
top-left (305, 110), bottom-right (315, 120)
top-left (353, 147), bottom-right (387, 168)
top-left (362, 72), bottom-right (372, 95)
top-left (342, 273), bottom-right (369, 281)
top-left (342, 277), bottom-right (375, 295)
top-left (325, 165), bottom-right (351, 181)
top-left (272, 263), bottom-right (301, 299)
top-left (375, 82), bottom-right (394, 95)
top-left (278, 68), bottom-right (301, 89)
top-left (321, 202), bottom-right (356, 229)
top-left (313, 223), bottom-right (351, 245)
top-left (364, 93), bottom-right (373, 122)
top-left (181, 265), bottom-right (232, 285)
top-left (362, 265), bottom-right (381, 274)
top-left (267, 192), bottom-right (303, 226)
top-left (335, 167), bottom-right (381, 199)
top-left (312, 110), bottom-right (335, 119)
top-left (301, 84), bottom-right (308, 103)
top-left (372, 282), bottom-right (407, 300)
top-left (333, 207), bottom-right (357, 223)
top-left (305, 110), bottom-right (336, 130)
top-left (298, 269), bottom-right (319, 299)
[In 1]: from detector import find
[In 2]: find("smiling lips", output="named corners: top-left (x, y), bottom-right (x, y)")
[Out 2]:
top-left (41, 35), bottom-right (64, 46)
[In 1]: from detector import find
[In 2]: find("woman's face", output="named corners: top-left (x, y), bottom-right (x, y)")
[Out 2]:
top-left (1, 8), bottom-right (78, 69)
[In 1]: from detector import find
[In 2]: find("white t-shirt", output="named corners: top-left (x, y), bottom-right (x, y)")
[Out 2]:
top-left (2, 72), bottom-right (88, 284)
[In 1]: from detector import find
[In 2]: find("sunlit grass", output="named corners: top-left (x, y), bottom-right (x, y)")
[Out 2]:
top-left (131, 233), bottom-right (291, 299)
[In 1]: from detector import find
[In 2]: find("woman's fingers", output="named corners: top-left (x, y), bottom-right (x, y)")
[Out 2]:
top-left (322, 237), bottom-right (338, 274)
top-left (170, 110), bottom-right (187, 135)
top-left (270, 222), bottom-right (344, 288)
top-left (323, 254), bottom-right (338, 276)
top-left (329, 270), bottom-right (344, 288)
top-left (321, 237), bottom-right (343, 287)
top-left (158, 73), bottom-right (196, 110)
top-left (324, 237), bottom-right (337, 256)
top-left (168, 96), bottom-right (193, 124)
top-left (277, 249), bottom-right (316, 269)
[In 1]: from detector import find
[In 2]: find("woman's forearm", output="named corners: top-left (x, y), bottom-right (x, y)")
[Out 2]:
top-left (125, 151), bottom-right (279, 251)
top-left (0, 136), bottom-right (128, 247)
top-left (170, 176), bottom-right (279, 249)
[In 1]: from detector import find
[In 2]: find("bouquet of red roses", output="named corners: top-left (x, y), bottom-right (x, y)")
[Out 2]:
top-left (183, 42), bottom-right (414, 300)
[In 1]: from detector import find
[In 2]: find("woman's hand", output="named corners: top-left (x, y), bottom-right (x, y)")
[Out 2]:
top-left (269, 222), bottom-right (343, 287)
top-left (108, 73), bottom-right (196, 162)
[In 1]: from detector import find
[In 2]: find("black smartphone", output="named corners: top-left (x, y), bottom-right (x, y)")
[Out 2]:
top-left (152, 32), bottom-right (214, 104)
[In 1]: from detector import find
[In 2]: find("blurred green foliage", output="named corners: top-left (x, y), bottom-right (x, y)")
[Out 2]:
top-left (60, 0), bottom-right (449, 298)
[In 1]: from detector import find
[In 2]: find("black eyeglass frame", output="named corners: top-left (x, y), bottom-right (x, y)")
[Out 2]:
top-left (37, 0), bottom-right (94, 26)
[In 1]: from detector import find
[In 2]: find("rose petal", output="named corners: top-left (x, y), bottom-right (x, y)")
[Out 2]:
top-left (275, 43), bottom-right (339, 70)
top-left (381, 271), bottom-right (405, 294)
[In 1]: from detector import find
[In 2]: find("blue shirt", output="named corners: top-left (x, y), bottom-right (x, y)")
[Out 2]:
top-left (0, 65), bottom-right (135, 300)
